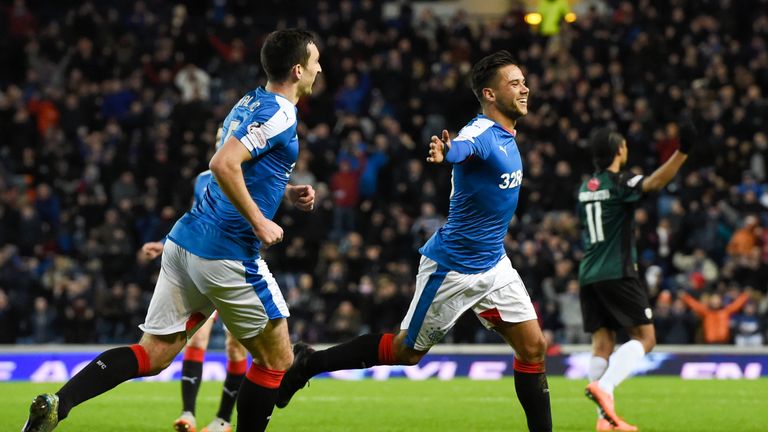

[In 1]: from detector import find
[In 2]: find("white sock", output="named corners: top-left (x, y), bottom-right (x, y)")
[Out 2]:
top-left (588, 356), bottom-right (609, 418)
top-left (588, 356), bottom-right (609, 382)
top-left (598, 340), bottom-right (645, 395)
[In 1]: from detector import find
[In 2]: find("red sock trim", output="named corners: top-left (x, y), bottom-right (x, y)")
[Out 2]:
top-left (130, 344), bottom-right (151, 377)
top-left (183, 346), bottom-right (206, 363)
top-left (245, 363), bottom-right (285, 389)
top-left (378, 333), bottom-right (396, 365)
top-left (513, 358), bottom-right (545, 374)
top-left (227, 359), bottom-right (248, 375)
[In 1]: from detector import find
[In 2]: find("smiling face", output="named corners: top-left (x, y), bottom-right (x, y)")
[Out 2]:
top-left (486, 64), bottom-right (529, 121)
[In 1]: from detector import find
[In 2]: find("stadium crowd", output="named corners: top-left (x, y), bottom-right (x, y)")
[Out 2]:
top-left (1, 0), bottom-right (767, 348)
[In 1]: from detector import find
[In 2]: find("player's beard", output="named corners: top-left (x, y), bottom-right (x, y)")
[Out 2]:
top-left (497, 99), bottom-right (526, 121)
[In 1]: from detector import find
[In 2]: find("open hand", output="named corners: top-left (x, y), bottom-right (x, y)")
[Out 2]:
top-left (427, 129), bottom-right (451, 164)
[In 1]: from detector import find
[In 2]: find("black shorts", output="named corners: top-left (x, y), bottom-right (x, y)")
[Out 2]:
top-left (580, 277), bottom-right (652, 333)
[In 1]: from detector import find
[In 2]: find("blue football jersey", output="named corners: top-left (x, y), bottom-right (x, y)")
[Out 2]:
top-left (158, 170), bottom-right (211, 245)
top-left (192, 170), bottom-right (212, 206)
top-left (419, 115), bottom-right (523, 274)
top-left (168, 87), bottom-right (299, 260)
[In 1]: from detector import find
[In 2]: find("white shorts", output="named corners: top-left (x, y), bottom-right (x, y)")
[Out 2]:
top-left (401, 255), bottom-right (538, 350)
top-left (140, 240), bottom-right (289, 340)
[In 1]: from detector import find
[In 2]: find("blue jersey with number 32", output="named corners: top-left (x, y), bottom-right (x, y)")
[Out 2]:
top-left (420, 115), bottom-right (523, 274)
top-left (168, 87), bottom-right (299, 260)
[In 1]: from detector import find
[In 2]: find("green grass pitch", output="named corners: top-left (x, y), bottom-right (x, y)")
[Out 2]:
top-left (2, 377), bottom-right (767, 431)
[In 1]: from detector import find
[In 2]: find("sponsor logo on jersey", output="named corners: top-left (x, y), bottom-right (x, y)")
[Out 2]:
top-left (498, 145), bottom-right (508, 157)
top-left (247, 122), bottom-right (268, 149)
top-left (498, 170), bottom-right (523, 189)
top-left (588, 177), bottom-right (600, 191)
top-left (578, 189), bottom-right (611, 202)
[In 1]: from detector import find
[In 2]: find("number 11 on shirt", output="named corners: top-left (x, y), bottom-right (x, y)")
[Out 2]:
top-left (585, 202), bottom-right (604, 243)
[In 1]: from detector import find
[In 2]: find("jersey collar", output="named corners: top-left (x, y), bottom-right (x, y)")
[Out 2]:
top-left (258, 86), bottom-right (297, 109)
top-left (478, 114), bottom-right (516, 137)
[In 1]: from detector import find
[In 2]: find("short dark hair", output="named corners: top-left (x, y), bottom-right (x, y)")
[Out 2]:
top-left (590, 128), bottom-right (625, 170)
top-left (260, 29), bottom-right (315, 82)
top-left (470, 50), bottom-right (518, 102)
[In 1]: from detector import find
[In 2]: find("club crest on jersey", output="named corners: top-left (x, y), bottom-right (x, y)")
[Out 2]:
top-left (588, 177), bottom-right (600, 191)
top-left (247, 122), bottom-right (268, 149)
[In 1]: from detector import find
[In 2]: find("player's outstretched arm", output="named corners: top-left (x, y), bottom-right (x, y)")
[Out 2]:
top-left (427, 129), bottom-right (451, 164)
top-left (723, 291), bottom-right (751, 314)
top-left (427, 129), bottom-right (475, 164)
top-left (679, 291), bottom-right (708, 316)
top-left (210, 136), bottom-right (284, 246)
top-left (642, 121), bottom-right (696, 192)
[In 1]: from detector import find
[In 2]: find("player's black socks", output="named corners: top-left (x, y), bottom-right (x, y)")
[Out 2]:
top-left (305, 333), bottom-right (395, 376)
top-left (513, 359), bottom-right (552, 432)
top-left (180, 346), bottom-right (206, 414)
top-left (56, 345), bottom-right (150, 420)
top-left (216, 360), bottom-right (247, 422)
top-left (236, 364), bottom-right (284, 432)
top-left (181, 360), bottom-right (204, 414)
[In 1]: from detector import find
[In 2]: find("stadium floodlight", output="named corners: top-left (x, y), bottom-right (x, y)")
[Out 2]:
top-left (524, 12), bottom-right (543, 25)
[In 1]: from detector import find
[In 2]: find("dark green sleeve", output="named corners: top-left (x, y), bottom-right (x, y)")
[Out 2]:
top-left (617, 172), bottom-right (645, 203)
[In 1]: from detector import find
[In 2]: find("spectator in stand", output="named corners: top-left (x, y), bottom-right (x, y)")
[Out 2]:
top-left (653, 291), bottom-right (696, 344)
top-left (680, 290), bottom-right (751, 344)
top-left (34, 183), bottom-right (60, 231)
top-left (328, 300), bottom-right (362, 341)
top-left (366, 276), bottom-right (407, 334)
top-left (335, 72), bottom-right (370, 115)
top-left (25, 296), bottom-right (58, 344)
top-left (726, 215), bottom-right (761, 258)
top-left (673, 248), bottom-right (719, 285)
top-left (654, 122), bottom-right (681, 164)
top-left (0, 288), bottom-right (20, 343)
top-left (732, 301), bottom-right (764, 347)
top-left (557, 280), bottom-right (587, 344)
top-left (330, 159), bottom-right (360, 239)
top-left (174, 63), bottom-right (211, 102)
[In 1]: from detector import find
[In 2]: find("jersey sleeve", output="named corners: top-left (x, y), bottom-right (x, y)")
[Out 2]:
top-left (232, 104), bottom-right (297, 158)
top-left (447, 128), bottom-right (493, 163)
top-left (617, 172), bottom-right (645, 203)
